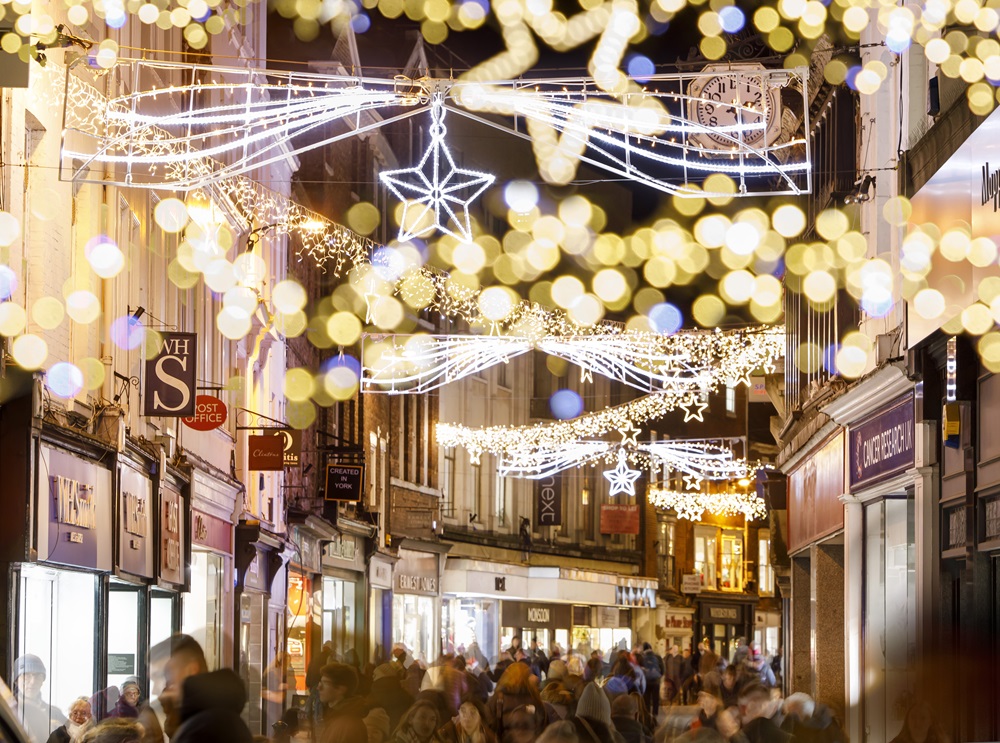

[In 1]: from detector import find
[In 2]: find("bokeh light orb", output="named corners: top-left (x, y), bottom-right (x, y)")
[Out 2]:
top-left (504, 180), bottom-right (539, 213)
top-left (12, 334), bottom-right (47, 370)
top-left (85, 236), bottom-right (125, 278)
top-left (47, 362), bottom-right (85, 398)
top-left (550, 389), bottom-right (584, 419)
top-left (648, 302), bottom-right (683, 335)
top-left (111, 316), bottom-right (145, 350)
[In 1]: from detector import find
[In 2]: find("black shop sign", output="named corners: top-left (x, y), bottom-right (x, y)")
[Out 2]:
top-left (534, 475), bottom-right (562, 526)
top-left (699, 602), bottom-right (745, 625)
top-left (850, 394), bottom-right (915, 489)
top-left (502, 601), bottom-right (572, 629)
top-left (325, 464), bottom-right (364, 502)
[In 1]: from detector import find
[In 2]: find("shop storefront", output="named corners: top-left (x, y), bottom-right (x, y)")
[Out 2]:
top-left (153, 470), bottom-right (187, 649)
top-left (845, 393), bottom-right (917, 743)
top-left (501, 601), bottom-right (572, 655)
top-left (368, 555), bottom-right (394, 665)
top-left (320, 532), bottom-right (366, 666)
top-left (782, 428), bottom-right (846, 704)
top-left (14, 442), bottom-right (113, 738)
top-left (393, 547), bottom-right (444, 664)
top-left (286, 517), bottom-right (329, 709)
top-left (693, 599), bottom-right (755, 660)
top-left (183, 472), bottom-right (235, 673)
top-left (661, 607), bottom-right (695, 654)
top-left (104, 455), bottom-right (156, 708)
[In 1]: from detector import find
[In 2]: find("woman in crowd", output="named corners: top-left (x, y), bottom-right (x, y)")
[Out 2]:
top-left (438, 701), bottom-right (496, 743)
top-left (394, 699), bottom-right (445, 743)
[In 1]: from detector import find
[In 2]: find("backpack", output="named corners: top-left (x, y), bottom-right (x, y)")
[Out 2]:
top-left (640, 653), bottom-right (662, 682)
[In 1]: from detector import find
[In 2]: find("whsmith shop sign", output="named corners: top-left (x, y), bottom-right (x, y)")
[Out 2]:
top-left (849, 394), bottom-right (915, 490)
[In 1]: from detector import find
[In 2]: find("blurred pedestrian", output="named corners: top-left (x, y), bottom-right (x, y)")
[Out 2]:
top-left (366, 663), bottom-right (415, 730)
top-left (438, 700), bottom-right (496, 743)
top-left (80, 719), bottom-right (143, 743)
top-left (781, 693), bottom-right (844, 743)
top-left (46, 697), bottom-right (94, 743)
top-left (171, 668), bottom-right (253, 743)
top-left (488, 662), bottom-right (548, 741)
top-left (393, 699), bottom-right (445, 743)
top-left (144, 634), bottom-right (208, 740)
top-left (690, 688), bottom-right (723, 732)
top-left (737, 684), bottom-right (789, 743)
top-left (319, 663), bottom-right (368, 725)
top-left (537, 720), bottom-right (580, 743)
top-left (888, 701), bottom-right (949, 743)
top-left (638, 644), bottom-right (663, 717)
top-left (364, 708), bottom-right (392, 743)
top-left (12, 654), bottom-right (66, 743)
top-left (109, 679), bottom-right (141, 719)
top-left (610, 694), bottom-right (650, 743)
top-left (573, 684), bottom-right (620, 743)
top-left (321, 715), bottom-right (369, 743)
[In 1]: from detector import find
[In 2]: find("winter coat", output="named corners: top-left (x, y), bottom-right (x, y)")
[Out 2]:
top-left (612, 716), bottom-right (651, 743)
top-left (640, 652), bottom-right (664, 683)
top-left (742, 717), bottom-right (794, 743)
top-left (108, 697), bottom-right (139, 719)
top-left (780, 705), bottom-right (844, 743)
top-left (366, 677), bottom-right (415, 730)
top-left (172, 669), bottom-right (252, 743)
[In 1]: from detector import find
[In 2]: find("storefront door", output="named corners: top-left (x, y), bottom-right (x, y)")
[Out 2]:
top-left (107, 581), bottom-right (147, 703)
top-left (862, 497), bottom-right (915, 743)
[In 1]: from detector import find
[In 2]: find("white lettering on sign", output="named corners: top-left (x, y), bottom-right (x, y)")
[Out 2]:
top-left (53, 476), bottom-right (97, 529)
top-left (709, 607), bottom-right (738, 620)
top-left (68, 531), bottom-right (84, 544)
top-left (398, 574), bottom-right (436, 592)
top-left (527, 608), bottom-right (550, 623)
top-left (152, 337), bottom-right (192, 412)
top-left (860, 421), bottom-right (913, 469)
top-left (124, 491), bottom-right (148, 537)
top-left (165, 538), bottom-right (180, 570)
top-left (538, 476), bottom-right (558, 525)
top-left (165, 499), bottom-right (179, 534)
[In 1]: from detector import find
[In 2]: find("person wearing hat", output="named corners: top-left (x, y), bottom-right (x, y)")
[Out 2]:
top-left (689, 685), bottom-right (724, 733)
top-left (12, 654), bottom-right (66, 743)
top-left (573, 683), bottom-right (622, 743)
top-left (363, 707), bottom-right (392, 743)
top-left (366, 663), bottom-right (415, 730)
top-left (108, 679), bottom-right (141, 719)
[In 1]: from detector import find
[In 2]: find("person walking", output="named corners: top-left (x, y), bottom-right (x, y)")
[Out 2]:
top-left (46, 698), bottom-right (94, 743)
top-left (638, 644), bottom-right (663, 718)
top-left (781, 693), bottom-right (844, 743)
top-left (737, 685), bottom-right (790, 743)
top-left (393, 699), bottom-right (445, 743)
top-left (366, 663), bottom-right (415, 730)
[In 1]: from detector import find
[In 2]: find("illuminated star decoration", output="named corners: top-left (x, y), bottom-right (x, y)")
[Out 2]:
top-left (618, 423), bottom-right (641, 447)
top-left (681, 397), bottom-right (709, 423)
top-left (379, 96), bottom-right (494, 242)
top-left (603, 450), bottom-right (642, 496)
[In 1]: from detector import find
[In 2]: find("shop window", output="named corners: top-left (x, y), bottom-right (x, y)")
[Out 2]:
top-left (183, 551), bottom-right (224, 671)
top-left (983, 498), bottom-right (1000, 541)
top-left (322, 576), bottom-right (357, 660)
top-left (393, 593), bottom-right (436, 665)
top-left (758, 530), bottom-right (775, 596)
top-left (581, 470), bottom-right (595, 540)
top-left (17, 564), bottom-right (98, 740)
top-left (497, 358), bottom-right (510, 389)
top-left (720, 533), bottom-right (743, 591)
top-left (694, 527), bottom-right (717, 589)
top-left (472, 461), bottom-right (483, 523)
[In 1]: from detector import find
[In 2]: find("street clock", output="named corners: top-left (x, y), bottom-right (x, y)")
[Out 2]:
top-left (686, 63), bottom-right (784, 152)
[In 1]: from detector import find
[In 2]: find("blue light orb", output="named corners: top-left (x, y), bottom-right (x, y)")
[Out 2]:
top-left (648, 302), bottom-right (683, 335)
top-left (550, 389), bottom-right (584, 419)
top-left (627, 55), bottom-right (656, 83)
top-left (47, 362), bottom-right (84, 399)
top-left (845, 66), bottom-right (862, 91)
top-left (0, 265), bottom-right (18, 301)
top-left (322, 353), bottom-right (361, 377)
top-left (351, 12), bottom-right (371, 33)
top-left (861, 294), bottom-right (894, 318)
top-left (718, 6), bottom-right (745, 33)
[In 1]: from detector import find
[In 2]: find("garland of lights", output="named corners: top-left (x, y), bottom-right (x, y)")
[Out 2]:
top-left (492, 437), bottom-right (761, 482)
top-left (361, 326), bottom-right (783, 394)
top-left (648, 487), bottom-right (768, 522)
top-left (62, 57), bottom-right (810, 199)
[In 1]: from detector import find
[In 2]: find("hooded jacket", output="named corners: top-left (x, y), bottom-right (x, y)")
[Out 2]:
top-left (172, 670), bottom-right (253, 743)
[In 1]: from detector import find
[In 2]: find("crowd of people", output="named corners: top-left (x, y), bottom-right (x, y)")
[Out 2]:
top-left (6, 636), bottom-right (950, 743)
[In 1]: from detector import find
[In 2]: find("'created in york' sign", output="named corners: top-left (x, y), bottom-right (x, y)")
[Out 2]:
top-left (324, 464), bottom-right (364, 503)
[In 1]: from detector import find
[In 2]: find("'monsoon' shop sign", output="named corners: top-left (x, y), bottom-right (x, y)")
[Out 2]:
top-left (849, 393), bottom-right (915, 490)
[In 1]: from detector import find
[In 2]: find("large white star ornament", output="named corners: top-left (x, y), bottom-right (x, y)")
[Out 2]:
top-left (379, 99), bottom-right (494, 242)
top-left (680, 398), bottom-right (709, 423)
top-left (603, 450), bottom-right (642, 496)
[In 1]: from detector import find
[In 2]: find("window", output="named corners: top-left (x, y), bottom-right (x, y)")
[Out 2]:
top-left (441, 447), bottom-right (456, 517)
top-left (495, 473), bottom-right (508, 525)
top-left (658, 520), bottom-right (675, 589)
top-left (758, 529), bottom-right (775, 596)
top-left (497, 359), bottom-right (510, 388)
top-left (694, 527), bottom-right (717, 589)
top-left (580, 475), bottom-right (594, 540)
top-left (720, 533), bottom-right (744, 591)
top-left (725, 385), bottom-right (736, 415)
top-left (472, 461), bottom-right (483, 522)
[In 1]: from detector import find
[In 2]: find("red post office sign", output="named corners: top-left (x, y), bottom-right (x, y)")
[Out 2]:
top-left (182, 395), bottom-right (228, 432)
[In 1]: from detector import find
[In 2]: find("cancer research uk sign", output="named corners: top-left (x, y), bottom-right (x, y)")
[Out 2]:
top-left (144, 332), bottom-right (197, 417)
top-left (850, 394), bottom-right (915, 490)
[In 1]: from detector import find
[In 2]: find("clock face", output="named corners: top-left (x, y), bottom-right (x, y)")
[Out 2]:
top-left (690, 74), bottom-right (780, 149)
